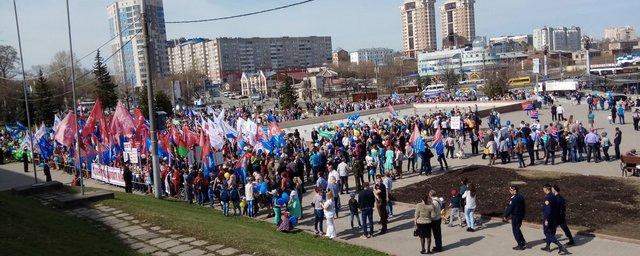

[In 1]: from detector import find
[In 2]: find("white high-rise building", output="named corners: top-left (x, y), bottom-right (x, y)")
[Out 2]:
top-left (107, 0), bottom-right (169, 88)
top-left (533, 26), bottom-right (581, 52)
top-left (400, 0), bottom-right (438, 58)
top-left (604, 26), bottom-right (636, 41)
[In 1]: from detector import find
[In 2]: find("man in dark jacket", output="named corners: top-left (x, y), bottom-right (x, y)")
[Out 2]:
top-left (614, 127), bottom-right (622, 160)
top-left (123, 163), bottom-right (133, 193)
top-left (553, 185), bottom-right (575, 246)
top-left (541, 184), bottom-right (569, 254)
top-left (22, 150), bottom-right (29, 172)
top-left (358, 182), bottom-right (376, 238)
top-left (504, 185), bottom-right (526, 250)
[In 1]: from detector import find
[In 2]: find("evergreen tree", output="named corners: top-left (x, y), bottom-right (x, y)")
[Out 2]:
top-left (278, 76), bottom-right (296, 110)
top-left (137, 86), bottom-right (149, 118)
top-left (155, 90), bottom-right (173, 116)
top-left (93, 50), bottom-right (118, 110)
top-left (32, 69), bottom-right (55, 125)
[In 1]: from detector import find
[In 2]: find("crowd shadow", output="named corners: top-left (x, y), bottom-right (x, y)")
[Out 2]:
top-left (442, 236), bottom-right (485, 250)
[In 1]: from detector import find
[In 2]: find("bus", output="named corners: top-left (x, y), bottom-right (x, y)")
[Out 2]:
top-left (459, 79), bottom-right (485, 88)
top-left (508, 76), bottom-right (531, 87)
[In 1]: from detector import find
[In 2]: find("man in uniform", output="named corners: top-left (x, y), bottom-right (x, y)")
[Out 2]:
top-left (541, 184), bottom-right (570, 254)
top-left (553, 185), bottom-right (575, 246)
top-left (504, 185), bottom-right (526, 250)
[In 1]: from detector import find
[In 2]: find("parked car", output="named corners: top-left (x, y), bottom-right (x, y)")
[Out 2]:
top-left (250, 94), bottom-right (262, 101)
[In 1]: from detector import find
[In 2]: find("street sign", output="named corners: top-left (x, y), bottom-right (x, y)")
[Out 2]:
top-left (532, 58), bottom-right (540, 74)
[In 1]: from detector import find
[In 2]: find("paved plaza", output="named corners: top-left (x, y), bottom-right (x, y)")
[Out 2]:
top-left (2, 97), bottom-right (640, 255)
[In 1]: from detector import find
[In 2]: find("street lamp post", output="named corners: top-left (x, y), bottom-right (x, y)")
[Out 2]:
top-left (65, 0), bottom-right (84, 195)
top-left (13, 0), bottom-right (38, 183)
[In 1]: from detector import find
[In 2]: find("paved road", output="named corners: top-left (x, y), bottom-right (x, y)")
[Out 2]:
top-left (2, 97), bottom-right (640, 255)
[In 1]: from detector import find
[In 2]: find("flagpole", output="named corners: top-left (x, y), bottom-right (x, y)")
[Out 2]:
top-left (13, 0), bottom-right (38, 184)
top-left (66, 0), bottom-right (84, 195)
top-left (141, 7), bottom-right (162, 199)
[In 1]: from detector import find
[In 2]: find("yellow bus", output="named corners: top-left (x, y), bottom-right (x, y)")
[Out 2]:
top-left (507, 76), bottom-right (531, 87)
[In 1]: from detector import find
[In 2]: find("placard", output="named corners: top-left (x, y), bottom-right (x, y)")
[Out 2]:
top-left (450, 116), bottom-right (462, 130)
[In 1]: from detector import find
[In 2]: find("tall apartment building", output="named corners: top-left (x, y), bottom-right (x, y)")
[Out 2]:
top-left (604, 26), bottom-right (636, 42)
top-left (533, 26), bottom-right (582, 52)
top-left (107, 0), bottom-right (169, 88)
top-left (440, 0), bottom-right (476, 49)
top-left (166, 36), bottom-right (332, 83)
top-left (349, 48), bottom-right (395, 65)
top-left (167, 38), bottom-right (212, 76)
top-left (400, 0), bottom-right (437, 58)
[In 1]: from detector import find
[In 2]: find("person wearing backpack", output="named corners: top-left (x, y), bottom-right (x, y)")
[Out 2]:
top-left (219, 182), bottom-right (230, 216)
top-left (545, 135), bottom-right (558, 165)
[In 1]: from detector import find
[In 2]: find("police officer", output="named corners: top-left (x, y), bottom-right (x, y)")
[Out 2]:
top-left (552, 185), bottom-right (575, 246)
top-left (503, 185), bottom-right (526, 250)
top-left (541, 184), bottom-right (569, 255)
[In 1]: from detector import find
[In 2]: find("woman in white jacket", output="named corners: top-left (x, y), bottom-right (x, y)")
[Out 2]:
top-left (323, 191), bottom-right (337, 239)
top-left (462, 183), bottom-right (477, 232)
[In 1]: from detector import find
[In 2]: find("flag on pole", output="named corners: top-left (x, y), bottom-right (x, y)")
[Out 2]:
top-left (388, 104), bottom-right (398, 117)
top-left (54, 112), bottom-right (77, 147)
top-left (170, 125), bottom-right (189, 158)
top-left (109, 101), bottom-right (135, 138)
top-left (409, 123), bottom-right (420, 145)
top-left (431, 127), bottom-right (445, 155)
top-left (528, 109), bottom-right (539, 120)
top-left (521, 101), bottom-right (535, 111)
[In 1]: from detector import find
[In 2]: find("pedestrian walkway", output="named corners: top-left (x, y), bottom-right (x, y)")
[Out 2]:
top-left (32, 192), bottom-right (250, 256)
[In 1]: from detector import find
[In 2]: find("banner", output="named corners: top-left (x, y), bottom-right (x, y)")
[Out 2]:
top-left (123, 142), bottom-right (139, 164)
top-left (92, 164), bottom-right (125, 187)
top-left (450, 116), bottom-right (461, 130)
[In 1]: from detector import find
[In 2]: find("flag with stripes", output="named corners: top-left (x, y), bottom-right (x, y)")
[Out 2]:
top-left (528, 110), bottom-right (539, 120)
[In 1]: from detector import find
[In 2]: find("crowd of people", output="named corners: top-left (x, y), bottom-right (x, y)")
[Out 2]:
top-left (2, 87), bottom-right (639, 255)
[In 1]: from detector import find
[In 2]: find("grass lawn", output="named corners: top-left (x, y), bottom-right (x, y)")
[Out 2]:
top-left (102, 192), bottom-right (386, 256)
top-left (0, 191), bottom-right (139, 256)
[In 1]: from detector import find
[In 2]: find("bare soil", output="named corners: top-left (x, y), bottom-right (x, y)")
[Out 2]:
top-left (394, 165), bottom-right (640, 239)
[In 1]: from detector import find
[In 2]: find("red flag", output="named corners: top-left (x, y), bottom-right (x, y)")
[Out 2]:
top-left (109, 101), bottom-right (135, 138)
top-left (199, 131), bottom-right (210, 164)
top-left (54, 112), bottom-right (77, 147)
top-left (133, 108), bottom-right (145, 131)
top-left (268, 122), bottom-right (283, 137)
top-left (183, 125), bottom-right (198, 148)
top-left (81, 99), bottom-right (102, 137)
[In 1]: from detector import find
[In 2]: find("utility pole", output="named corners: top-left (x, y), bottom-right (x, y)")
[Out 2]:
top-left (559, 52), bottom-right (564, 80)
top-left (141, 7), bottom-right (162, 199)
top-left (13, 0), bottom-right (38, 183)
top-left (66, 0), bottom-right (83, 194)
top-left (544, 46), bottom-right (549, 80)
top-left (115, 1), bottom-right (131, 110)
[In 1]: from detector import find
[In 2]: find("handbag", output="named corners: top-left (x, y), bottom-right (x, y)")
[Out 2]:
top-left (413, 228), bottom-right (419, 237)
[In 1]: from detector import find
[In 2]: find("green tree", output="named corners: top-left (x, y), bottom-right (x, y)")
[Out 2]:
top-left (32, 69), bottom-right (56, 125)
top-left (93, 50), bottom-right (118, 110)
top-left (137, 86), bottom-right (149, 118)
top-left (443, 68), bottom-right (459, 91)
top-left (278, 76), bottom-right (296, 110)
top-left (416, 75), bottom-right (431, 89)
top-left (155, 90), bottom-right (173, 116)
top-left (481, 70), bottom-right (509, 99)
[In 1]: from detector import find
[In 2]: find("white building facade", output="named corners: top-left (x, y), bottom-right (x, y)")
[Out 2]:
top-left (533, 26), bottom-right (582, 52)
top-left (349, 48), bottom-right (395, 65)
top-left (240, 71), bottom-right (275, 96)
top-left (604, 26), bottom-right (636, 42)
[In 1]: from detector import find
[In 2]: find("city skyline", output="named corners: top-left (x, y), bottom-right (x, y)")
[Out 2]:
top-left (0, 0), bottom-right (638, 69)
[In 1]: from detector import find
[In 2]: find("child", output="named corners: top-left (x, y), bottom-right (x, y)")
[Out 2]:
top-left (608, 114), bottom-right (613, 124)
top-left (348, 193), bottom-right (361, 229)
top-left (448, 189), bottom-right (462, 227)
top-left (240, 197), bottom-right (248, 216)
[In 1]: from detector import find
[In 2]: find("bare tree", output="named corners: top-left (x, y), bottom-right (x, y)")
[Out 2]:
top-left (0, 45), bottom-right (19, 79)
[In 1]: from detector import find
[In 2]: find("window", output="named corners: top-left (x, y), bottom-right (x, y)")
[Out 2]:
top-left (409, 38), bottom-right (414, 50)
top-left (406, 11), bottom-right (413, 23)
top-left (408, 25), bottom-right (413, 37)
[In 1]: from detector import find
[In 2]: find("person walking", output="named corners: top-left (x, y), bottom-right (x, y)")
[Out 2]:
top-left (617, 104), bottom-right (625, 125)
top-left (429, 190), bottom-right (444, 252)
top-left (414, 193), bottom-right (436, 254)
top-left (541, 184), bottom-right (570, 255)
top-left (358, 182), bottom-right (376, 239)
top-left (374, 175), bottom-right (388, 235)
top-left (323, 191), bottom-right (336, 239)
top-left (462, 183), bottom-right (477, 232)
top-left (552, 185), bottom-right (575, 246)
top-left (614, 127), bottom-right (622, 160)
top-left (348, 193), bottom-right (361, 229)
top-left (312, 187), bottom-right (325, 235)
top-left (632, 109), bottom-right (640, 131)
top-left (504, 185), bottom-right (527, 250)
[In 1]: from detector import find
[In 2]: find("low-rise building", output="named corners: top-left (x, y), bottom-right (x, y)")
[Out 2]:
top-left (240, 70), bottom-right (276, 96)
top-left (350, 48), bottom-right (395, 65)
top-left (417, 37), bottom-right (527, 77)
top-left (489, 35), bottom-right (532, 53)
top-left (332, 49), bottom-right (350, 66)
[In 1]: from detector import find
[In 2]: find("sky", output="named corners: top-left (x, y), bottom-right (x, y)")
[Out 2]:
top-left (0, 0), bottom-right (638, 70)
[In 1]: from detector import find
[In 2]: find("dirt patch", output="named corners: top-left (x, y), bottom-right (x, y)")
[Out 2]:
top-left (394, 165), bottom-right (640, 237)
